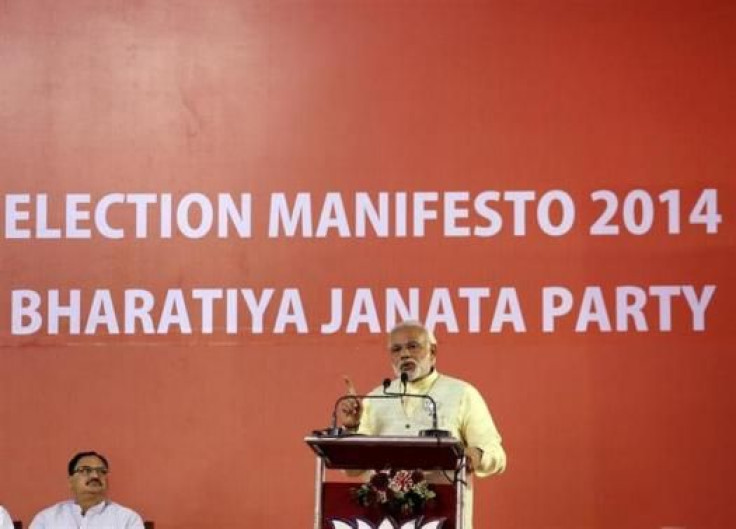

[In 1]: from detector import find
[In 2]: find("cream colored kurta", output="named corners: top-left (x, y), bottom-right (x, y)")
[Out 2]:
top-left (357, 370), bottom-right (506, 528)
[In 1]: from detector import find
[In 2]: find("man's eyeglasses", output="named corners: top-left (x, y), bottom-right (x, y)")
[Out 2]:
top-left (389, 341), bottom-right (426, 354)
top-left (73, 466), bottom-right (109, 476)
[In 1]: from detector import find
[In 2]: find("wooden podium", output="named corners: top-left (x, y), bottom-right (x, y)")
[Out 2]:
top-left (305, 434), bottom-right (467, 528)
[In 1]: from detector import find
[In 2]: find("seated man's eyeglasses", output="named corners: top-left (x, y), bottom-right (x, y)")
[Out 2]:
top-left (73, 466), bottom-right (109, 476)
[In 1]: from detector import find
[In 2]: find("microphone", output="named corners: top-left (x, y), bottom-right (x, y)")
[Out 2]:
top-left (382, 373), bottom-right (408, 392)
top-left (323, 388), bottom-right (405, 437)
top-left (382, 375), bottom-right (451, 438)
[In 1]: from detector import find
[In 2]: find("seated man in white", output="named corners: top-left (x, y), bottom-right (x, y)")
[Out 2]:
top-left (30, 451), bottom-right (144, 529)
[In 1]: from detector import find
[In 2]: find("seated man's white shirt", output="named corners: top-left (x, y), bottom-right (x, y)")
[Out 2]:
top-left (0, 506), bottom-right (13, 529)
top-left (29, 500), bottom-right (144, 529)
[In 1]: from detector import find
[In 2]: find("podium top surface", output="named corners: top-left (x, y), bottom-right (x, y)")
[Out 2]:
top-left (304, 434), bottom-right (465, 470)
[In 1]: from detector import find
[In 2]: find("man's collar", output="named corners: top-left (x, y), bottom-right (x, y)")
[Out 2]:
top-left (73, 499), bottom-right (108, 515)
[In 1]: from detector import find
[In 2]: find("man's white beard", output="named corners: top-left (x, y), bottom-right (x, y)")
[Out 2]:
top-left (394, 356), bottom-right (433, 381)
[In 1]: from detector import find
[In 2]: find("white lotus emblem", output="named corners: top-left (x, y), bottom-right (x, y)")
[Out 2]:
top-left (329, 517), bottom-right (445, 529)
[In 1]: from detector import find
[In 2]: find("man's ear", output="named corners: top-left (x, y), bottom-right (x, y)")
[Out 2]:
top-left (430, 343), bottom-right (437, 357)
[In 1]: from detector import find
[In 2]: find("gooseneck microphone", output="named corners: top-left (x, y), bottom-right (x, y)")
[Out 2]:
top-left (320, 375), bottom-right (452, 438)
top-left (381, 372), bottom-right (409, 393)
top-left (382, 374), bottom-right (450, 438)
top-left (325, 390), bottom-right (404, 436)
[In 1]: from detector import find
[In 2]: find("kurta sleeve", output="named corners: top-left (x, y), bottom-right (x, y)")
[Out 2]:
top-left (460, 384), bottom-right (507, 477)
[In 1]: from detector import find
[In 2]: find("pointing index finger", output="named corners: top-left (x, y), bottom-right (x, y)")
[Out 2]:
top-left (343, 375), bottom-right (357, 396)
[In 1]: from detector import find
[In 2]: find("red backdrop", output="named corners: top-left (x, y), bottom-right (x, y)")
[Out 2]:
top-left (1, 1), bottom-right (734, 528)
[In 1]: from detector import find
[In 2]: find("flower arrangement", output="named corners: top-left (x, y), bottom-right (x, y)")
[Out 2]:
top-left (352, 469), bottom-right (437, 518)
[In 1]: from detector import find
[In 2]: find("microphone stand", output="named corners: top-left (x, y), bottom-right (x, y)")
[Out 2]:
top-left (318, 375), bottom-right (452, 438)
top-left (320, 394), bottom-right (403, 436)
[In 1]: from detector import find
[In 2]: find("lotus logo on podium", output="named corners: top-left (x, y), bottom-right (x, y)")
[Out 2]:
top-left (329, 517), bottom-right (446, 529)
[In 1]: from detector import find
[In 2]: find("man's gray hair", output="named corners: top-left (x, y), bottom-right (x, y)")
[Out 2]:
top-left (388, 320), bottom-right (437, 346)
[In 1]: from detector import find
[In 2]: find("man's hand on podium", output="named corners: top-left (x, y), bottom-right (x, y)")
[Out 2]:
top-left (464, 446), bottom-right (484, 473)
top-left (337, 376), bottom-right (363, 430)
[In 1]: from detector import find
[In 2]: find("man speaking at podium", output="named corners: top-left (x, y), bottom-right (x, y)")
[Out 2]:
top-left (338, 320), bottom-right (506, 528)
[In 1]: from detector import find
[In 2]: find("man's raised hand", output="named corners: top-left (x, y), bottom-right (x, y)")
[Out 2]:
top-left (338, 375), bottom-right (362, 429)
